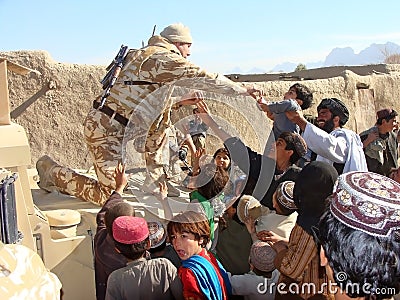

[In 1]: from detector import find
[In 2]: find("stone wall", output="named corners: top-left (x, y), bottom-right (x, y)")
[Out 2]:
top-left (1, 50), bottom-right (400, 169)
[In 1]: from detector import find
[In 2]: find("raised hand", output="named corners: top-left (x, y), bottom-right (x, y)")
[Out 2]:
top-left (114, 161), bottom-right (128, 195)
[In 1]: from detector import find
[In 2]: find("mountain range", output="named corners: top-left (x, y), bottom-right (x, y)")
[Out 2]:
top-left (231, 42), bottom-right (400, 74)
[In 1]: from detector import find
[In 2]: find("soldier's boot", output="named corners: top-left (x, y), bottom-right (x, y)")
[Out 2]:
top-left (36, 155), bottom-right (59, 193)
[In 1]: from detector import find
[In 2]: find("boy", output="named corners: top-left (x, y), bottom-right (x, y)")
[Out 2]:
top-left (167, 211), bottom-right (231, 300)
top-left (229, 240), bottom-right (280, 300)
top-left (94, 162), bottom-right (136, 300)
top-left (238, 181), bottom-right (297, 243)
top-left (148, 220), bottom-right (181, 268)
top-left (105, 216), bottom-right (183, 300)
top-left (257, 83), bottom-right (313, 139)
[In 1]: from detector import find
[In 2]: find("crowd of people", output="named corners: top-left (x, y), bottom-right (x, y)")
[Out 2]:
top-left (33, 22), bottom-right (400, 300)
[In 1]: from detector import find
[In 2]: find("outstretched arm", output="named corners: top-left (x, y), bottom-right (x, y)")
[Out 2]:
top-left (257, 230), bottom-right (288, 244)
top-left (156, 182), bottom-right (173, 220)
top-left (195, 99), bottom-right (232, 142)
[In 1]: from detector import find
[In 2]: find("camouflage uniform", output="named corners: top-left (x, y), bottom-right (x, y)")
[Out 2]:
top-left (0, 242), bottom-right (62, 299)
top-left (47, 35), bottom-right (243, 205)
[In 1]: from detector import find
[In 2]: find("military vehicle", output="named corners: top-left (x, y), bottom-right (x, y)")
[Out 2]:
top-left (0, 58), bottom-right (192, 299)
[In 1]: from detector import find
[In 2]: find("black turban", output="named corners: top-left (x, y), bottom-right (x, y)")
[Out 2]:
top-left (317, 98), bottom-right (349, 126)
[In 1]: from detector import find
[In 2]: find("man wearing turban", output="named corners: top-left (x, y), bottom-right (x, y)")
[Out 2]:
top-left (286, 97), bottom-right (367, 174)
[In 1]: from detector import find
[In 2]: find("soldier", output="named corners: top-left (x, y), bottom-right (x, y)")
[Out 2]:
top-left (36, 23), bottom-right (259, 205)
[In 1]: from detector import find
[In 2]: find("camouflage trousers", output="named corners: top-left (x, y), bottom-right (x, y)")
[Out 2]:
top-left (49, 108), bottom-right (170, 205)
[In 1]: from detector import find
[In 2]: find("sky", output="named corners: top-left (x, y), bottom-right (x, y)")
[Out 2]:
top-left (1, 0), bottom-right (400, 74)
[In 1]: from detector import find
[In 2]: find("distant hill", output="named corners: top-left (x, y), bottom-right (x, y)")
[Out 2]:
top-left (324, 42), bottom-right (400, 66)
top-left (232, 42), bottom-right (400, 74)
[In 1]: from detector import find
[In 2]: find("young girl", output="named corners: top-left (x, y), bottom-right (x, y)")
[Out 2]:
top-left (213, 147), bottom-right (231, 171)
top-left (188, 163), bottom-right (231, 251)
top-left (167, 211), bottom-right (231, 300)
top-left (192, 146), bottom-right (231, 176)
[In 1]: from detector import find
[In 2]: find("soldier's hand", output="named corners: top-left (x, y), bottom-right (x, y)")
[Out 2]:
top-left (243, 84), bottom-right (264, 100)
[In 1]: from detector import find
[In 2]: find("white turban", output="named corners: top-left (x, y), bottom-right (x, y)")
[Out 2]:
top-left (160, 23), bottom-right (193, 44)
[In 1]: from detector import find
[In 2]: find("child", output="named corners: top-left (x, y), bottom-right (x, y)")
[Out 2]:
top-left (238, 181), bottom-right (298, 243)
top-left (94, 162), bottom-right (136, 300)
top-left (216, 191), bottom-right (253, 275)
top-left (192, 146), bottom-right (231, 177)
top-left (105, 216), bottom-right (183, 300)
top-left (213, 147), bottom-right (231, 171)
top-left (167, 211), bottom-right (232, 300)
top-left (148, 220), bottom-right (181, 268)
top-left (257, 83), bottom-right (313, 139)
top-left (188, 163), bottom-right (231, 251)
top-left (229, 240), bottom-right (280, 300)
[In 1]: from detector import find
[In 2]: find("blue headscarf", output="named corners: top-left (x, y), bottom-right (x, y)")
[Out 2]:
top-left (181, 254), bottom-right (231, 300)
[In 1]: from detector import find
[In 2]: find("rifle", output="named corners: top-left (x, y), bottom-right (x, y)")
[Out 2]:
top-left (99, 44), bottom-right (129, 109)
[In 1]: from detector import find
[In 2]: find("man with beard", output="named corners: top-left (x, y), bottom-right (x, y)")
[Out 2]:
top-left (286, 97), bottom-right (367, 174)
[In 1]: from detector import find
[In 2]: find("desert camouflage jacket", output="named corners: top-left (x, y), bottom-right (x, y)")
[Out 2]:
top-left (103, 35), bottom-right (244, 131)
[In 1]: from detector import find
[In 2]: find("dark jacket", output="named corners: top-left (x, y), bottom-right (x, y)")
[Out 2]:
top-left (94, 192), bottom-right (127, 300)
top-left (360, 130), bottom-right (398, 176)
top-left (224, 137), bottom-right (301, 209)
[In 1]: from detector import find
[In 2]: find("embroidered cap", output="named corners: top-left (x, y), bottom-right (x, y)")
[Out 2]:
top-left (330, 171), bottom-right (400, 237)
top-left (250, 240), bottom-right (277, 272)
top-left (148, 221), bottom-right (167, 249)
top-left (237, 195), bottom-right (262, 223)
top-left (275, 181), bottom-right (297, 211)
top-left (112, 216), bottom-right (149, 244)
